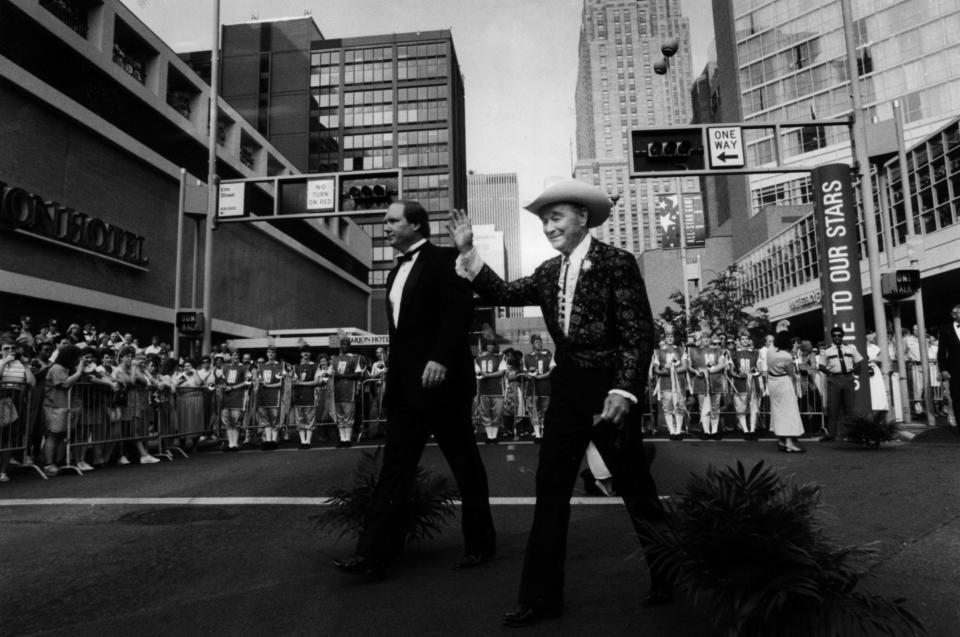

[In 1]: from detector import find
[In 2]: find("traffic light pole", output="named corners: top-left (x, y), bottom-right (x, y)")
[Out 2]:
top-left (201, 0), bottom-right (220, 356)
top-left (840, 0), bottom-right (892, 414)
top-left (877, 169), bottom-right (911, 423)
top-left (894, 99), bottom-right (935, 426)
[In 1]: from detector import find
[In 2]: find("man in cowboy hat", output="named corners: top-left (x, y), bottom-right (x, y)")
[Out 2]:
top-left (448, 179), bottom-right (669, 627)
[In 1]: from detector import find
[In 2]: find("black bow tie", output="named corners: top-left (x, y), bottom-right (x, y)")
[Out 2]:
top-left (396, 246), bottom-right (423, 264)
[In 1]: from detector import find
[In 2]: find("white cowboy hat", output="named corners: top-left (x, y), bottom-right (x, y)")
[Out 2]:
top-left (523, 179), bottom-right (613, 228)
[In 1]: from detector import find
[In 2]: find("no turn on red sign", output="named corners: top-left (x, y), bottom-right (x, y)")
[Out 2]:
top-left (707, 127), bottom-right (745, 169)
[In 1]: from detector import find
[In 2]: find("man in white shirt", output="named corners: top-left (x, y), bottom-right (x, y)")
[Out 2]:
top-left (818, 325), bottom-right (864, 441)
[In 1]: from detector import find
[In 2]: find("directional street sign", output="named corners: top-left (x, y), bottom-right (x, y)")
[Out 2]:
top-left (707, 126), bottom-right (745, 169)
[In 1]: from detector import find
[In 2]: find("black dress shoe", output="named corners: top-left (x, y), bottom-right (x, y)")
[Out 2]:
top-left (454, 550), bottom-right (495, 569)
top-left (503, 604), bottom-right (563, 627)
top-left (819, 435), bottom-right (835, 442)
top-left (644, 587), bottom-right (675, 606)
top-left (332, 556), bottom-right (386, 579)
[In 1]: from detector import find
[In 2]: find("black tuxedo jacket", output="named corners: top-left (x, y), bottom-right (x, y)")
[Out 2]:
top-left (471, 238), bottom-right (655, 396)
top-left (937, 323), bottom-right (960, 377)
top-left (384, 241), bottom-right (476, 411)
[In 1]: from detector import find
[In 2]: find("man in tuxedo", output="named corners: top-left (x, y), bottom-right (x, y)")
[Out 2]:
top-left (936, 304), bottom-right (960, 431)
top-left (449, 179), bottom-right (669, 627)
top-left (332, 200), bottom-right (495, 578)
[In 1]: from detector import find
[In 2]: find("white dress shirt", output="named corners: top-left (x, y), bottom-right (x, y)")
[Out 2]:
top-left (557, 234), bottom-right (592, 336)
top-left (389, 238), bottom-right (427, 328)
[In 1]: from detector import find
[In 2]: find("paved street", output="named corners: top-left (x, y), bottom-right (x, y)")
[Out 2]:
top-left (1, 431), bottom-right (959, 637)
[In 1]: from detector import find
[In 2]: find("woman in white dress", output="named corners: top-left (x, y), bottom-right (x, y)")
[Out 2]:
top-left (765, 332), bottom-right (806, 453)
top-left (865, 332), bottom-right (889, 412)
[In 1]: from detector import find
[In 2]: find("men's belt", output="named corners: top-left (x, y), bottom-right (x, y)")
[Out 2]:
top-left (828, 372), bottom-right (853, 376)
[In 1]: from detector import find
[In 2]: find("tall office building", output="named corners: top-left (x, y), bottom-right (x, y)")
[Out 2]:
top-left (574, 0), bottom-right (695, 256)
top-left (712, 0), bottom-right (960, 258)
top-left (467, 172), bottom-right (521, 281)
top-left (467, 172), bottom-right (521, 318)
top-left (217, 18), bottom-right (467, 313)
top-left (707, 0), bottom-right (960, 330)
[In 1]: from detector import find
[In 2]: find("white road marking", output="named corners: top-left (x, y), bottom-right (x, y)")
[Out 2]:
top-left (0, 495), bottom-right (668, 507)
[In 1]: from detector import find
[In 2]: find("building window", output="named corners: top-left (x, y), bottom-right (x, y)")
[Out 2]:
top-left (40, 0), bottom-right (89, 37)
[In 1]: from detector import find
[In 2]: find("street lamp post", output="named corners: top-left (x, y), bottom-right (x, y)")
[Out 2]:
top-left (656, 38), bottom-right (692, 327)
top-left (839, 0), bottom-right (893, 411)
top-left (893, 100), bottom-right (936, 426)
top-left (201, 0), bottom-right (221, 355)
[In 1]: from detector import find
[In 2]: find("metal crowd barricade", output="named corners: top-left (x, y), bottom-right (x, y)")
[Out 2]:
top-left (1, 382), bottom-right (46, 479)
top-left (356, 378), bottom-right (384, 442)
top-left (156, 386), bottom-right (210, 459)
top-left (644, 375), bottom-right (825, 438)
top-left (64, 381), bottom-right (159, 475)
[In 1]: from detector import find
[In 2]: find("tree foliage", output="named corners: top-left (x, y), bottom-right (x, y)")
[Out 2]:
top-left (658, 265), bottom-right (771, 343)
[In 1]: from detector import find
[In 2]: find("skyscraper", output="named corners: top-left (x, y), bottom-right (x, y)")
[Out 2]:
top-left (574, 0), bottom-right (695, 255)
top-left (467, 172), bottom-right (521, 318)
top-left (467, 172), bottom-right (521, 281)
top-left (217, 19), bottom-right (467, 305)
top-left (708, 0), bottom-right (960, 331)
top-left (712, 0), bottom-right (960, 259)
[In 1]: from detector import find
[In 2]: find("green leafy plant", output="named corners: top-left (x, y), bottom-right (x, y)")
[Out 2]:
top-left (658, 265), bottom-right (771, 343)
top-left (842, 412), bottom-right (901, 448)
top-left (314, 446), bottom-right (459, 543)
top-left (639, 461), bottom-right (925, 637)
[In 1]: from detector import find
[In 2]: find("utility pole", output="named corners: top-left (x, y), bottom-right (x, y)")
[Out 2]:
top-left (893, 100), bottom-right (936, 427)
top-left (840, 0), bottom-right (892, 406)
top-left (202, 0), bottom-right (221, 355)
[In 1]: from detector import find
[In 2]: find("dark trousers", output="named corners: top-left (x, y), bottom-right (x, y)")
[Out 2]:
top-left (356, 400), bottom-right (495, 561)
top-left (517, 364), bottom-right (665, 609)
top-left (825, 375), bottom-right (855, 437)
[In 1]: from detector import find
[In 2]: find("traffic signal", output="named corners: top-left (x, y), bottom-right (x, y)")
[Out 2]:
top-left (880, 269), bottom-right (920, 300)
top-left (647, 140), bottom-right (692, 159)
top-left (631, 127), bottom-right (705, 173)
top-left (339, 173), bottom-right (398, 212)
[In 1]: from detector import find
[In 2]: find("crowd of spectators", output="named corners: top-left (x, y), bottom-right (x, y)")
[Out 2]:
top-left (2, 312), bottom-right (949, 484)
top-left (0, 315), bottom-right (389, 484)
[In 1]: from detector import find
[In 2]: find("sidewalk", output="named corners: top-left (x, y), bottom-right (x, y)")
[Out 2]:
top-left (899, 412), bottom-right (960, 443)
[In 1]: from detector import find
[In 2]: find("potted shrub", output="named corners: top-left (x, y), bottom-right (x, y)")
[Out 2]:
top-left (639, 461), bottom-right (925, 637)
top-left (842, 412), bottom-right (901, 448)
top-left (314, 446), bottom-right (459, 543)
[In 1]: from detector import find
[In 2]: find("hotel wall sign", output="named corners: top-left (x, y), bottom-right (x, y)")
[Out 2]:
top-left (0, 180), bottom-right (148, 269)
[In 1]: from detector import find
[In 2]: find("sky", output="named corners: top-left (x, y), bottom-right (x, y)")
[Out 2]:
top-left (122, 0), bottom-right (715, 273)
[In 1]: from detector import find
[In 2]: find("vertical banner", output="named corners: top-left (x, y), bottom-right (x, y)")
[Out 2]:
top-left (681, 193), bottom-right (706, 246)
top-left (655, 194), bottom-right (681, 248)
top-left (812, 164), bottom-right (872, 414)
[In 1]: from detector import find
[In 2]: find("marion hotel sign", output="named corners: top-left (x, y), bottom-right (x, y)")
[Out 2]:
top-left (0, 180), bottom-right (148, 268)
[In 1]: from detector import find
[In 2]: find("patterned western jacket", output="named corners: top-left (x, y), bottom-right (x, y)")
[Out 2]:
top-left (471, 239), bottom-right (654, 396)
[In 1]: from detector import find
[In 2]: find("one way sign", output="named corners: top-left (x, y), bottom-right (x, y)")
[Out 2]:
top-left (707, 127), bottom-right (745, 169)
